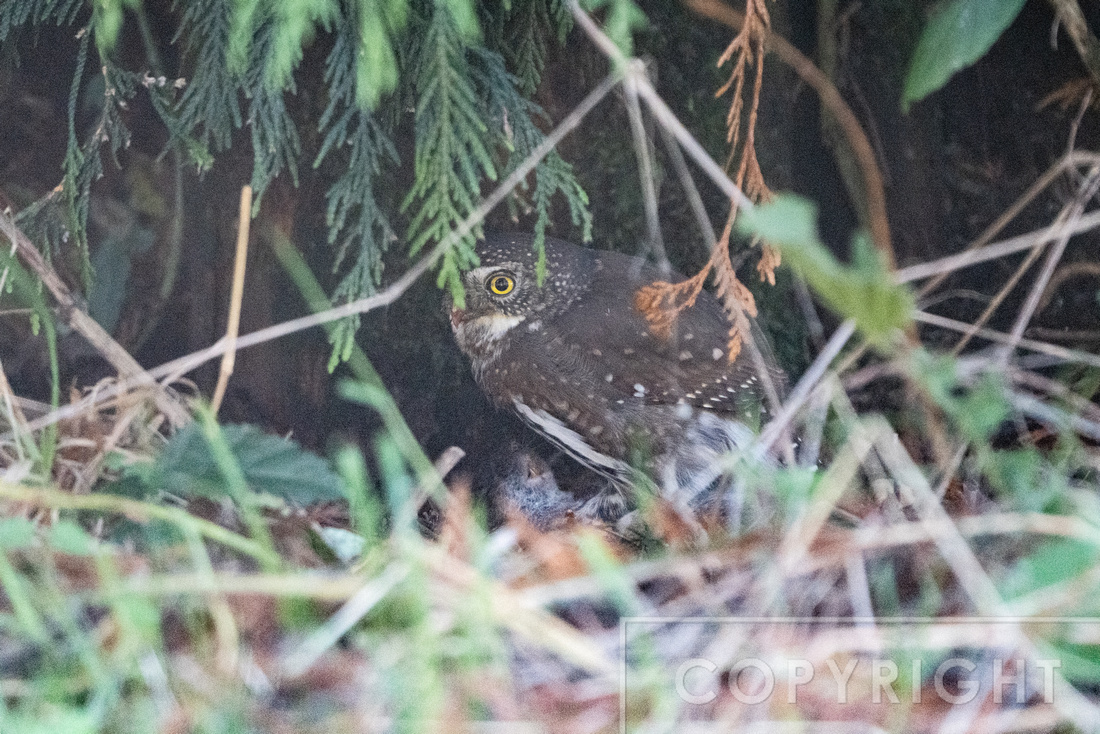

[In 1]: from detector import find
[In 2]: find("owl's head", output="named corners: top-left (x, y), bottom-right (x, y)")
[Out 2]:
top-left (449, 235), bottom-right (596, 356)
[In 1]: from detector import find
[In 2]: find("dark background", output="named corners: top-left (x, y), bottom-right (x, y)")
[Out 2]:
top-left (1, 0), bottom-right (1097, 497)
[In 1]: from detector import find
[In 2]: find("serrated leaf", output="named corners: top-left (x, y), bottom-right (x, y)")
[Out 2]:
top-left (903, 0), bottom-right (1026, 110)
top-left (737, 194), bottom-right (914, 344)
top-left (151, 423), bottom-right (346, 503)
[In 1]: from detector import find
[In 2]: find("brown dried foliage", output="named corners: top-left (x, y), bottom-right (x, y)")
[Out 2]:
top-left (635, 0), bottom-right (778, 361)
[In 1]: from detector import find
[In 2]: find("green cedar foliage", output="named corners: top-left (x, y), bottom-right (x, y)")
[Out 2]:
top-left (1, 0), bottom-right (590, 363)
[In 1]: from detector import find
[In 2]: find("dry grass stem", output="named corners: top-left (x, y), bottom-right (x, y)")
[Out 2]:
top-left (210, 185), bottom-right (253, 414)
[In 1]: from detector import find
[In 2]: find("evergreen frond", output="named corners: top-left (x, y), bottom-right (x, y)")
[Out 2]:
top-left (265, 0), bottom-right (338, 88)
top-left (4, 0), bottom-right (591, 325)
top-left (505, 0), bottom-right (571, 96)
top-left (509, 0), bottom-right (551, 95)
top-left (0, 0), bottom-right (82, 44)
top-left (316, 25), bottom-right (396, 280)
top-left (58, 33), bottom-right (137, 290)
top-left (246, 77), bottom-right (301, 199)
top-left (315, 7), bottom-right (398, 363)
top-left (177, 0), bottom-right (308, 195)
top-left (402, 3), bottom-right (497, 301)
top-left (471, 46), bottom-right (591, 280)
top-left (175, 0), bottom-right (242, 155)
top-left (351, 0), bottom-right (409, 110)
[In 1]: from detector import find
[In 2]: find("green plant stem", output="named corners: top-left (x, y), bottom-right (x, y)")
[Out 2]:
top-left (266, 226), bottom-right (445, 501)
top-left (0, 552), bottom-right (48, 642)
top-left (0, 482), bottom-right (279, 566)
top-left (195, 406), bottom-right (281, 571)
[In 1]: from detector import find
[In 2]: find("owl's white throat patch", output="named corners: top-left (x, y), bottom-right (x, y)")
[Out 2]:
top-left (453, 312), bottom-right (525, 370)
top-left (470, 313), bottom-right (524, 340)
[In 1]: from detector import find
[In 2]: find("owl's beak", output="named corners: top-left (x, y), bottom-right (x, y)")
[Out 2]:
top-left (450, 307), bottom-right (467, 330)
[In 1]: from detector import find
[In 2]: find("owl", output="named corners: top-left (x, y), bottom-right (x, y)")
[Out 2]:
top-left (450, 233), bottom-right (783, 523)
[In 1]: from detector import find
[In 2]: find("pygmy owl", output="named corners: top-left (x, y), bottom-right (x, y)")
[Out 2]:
top-left (451, 233), bottom-right (783, 522)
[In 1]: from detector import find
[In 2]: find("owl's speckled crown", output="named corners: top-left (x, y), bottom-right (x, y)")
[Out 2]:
top-left (463, 233), bottom-right (610, 319)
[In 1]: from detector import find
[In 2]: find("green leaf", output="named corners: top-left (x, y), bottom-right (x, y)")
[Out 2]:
top-left (579, 0), bottom-right (647, 58)
top-left (0, 705), bottom-right (97, 734)
top-left (737, 194), bottom-right (914, 344)
top-left (903, 0), bottom-right (1027, 110)
top-left (982, 447), bottom-right (1050, 507)
top-left (0, 517), bottom-right (36, 550)
top-left (317, 526), bottom-right (367, 564)
top-left (151, 423), bottom-right (346, 503)
top-left (999, 538), bottom-right (1100, 599)
top-left (48, 520), bottom-right (95, 556)
top-left (955, 373), bottom-right (1011, 441)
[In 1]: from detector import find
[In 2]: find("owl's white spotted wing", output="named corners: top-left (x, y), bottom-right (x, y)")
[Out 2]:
top-left (550, 252), bottom-right (782, 419)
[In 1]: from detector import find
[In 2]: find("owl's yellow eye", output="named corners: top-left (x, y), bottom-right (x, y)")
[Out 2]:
top-left (486, 272), bottom-right (515, 296)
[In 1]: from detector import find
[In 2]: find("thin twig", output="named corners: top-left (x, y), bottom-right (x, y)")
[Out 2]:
top-left (914, 310), bottom-right (1100, 369)
top-left (281, 561), bottom-right (411, 677)
top-left (0, 212), bottom-right (191, 428)
top-left (757, 320), bottom-right (856, 453)
top-left (0, 481), bottom-right (278, 565)
top-left (948, 235), bottom-right (1047, 355)
top-left (1010, 391), bottom-right (1100, 443)
top-left (1010, 367), bottom-right (1100, 424)
top-left (623, 73), bottom-right (670, 275)
top-left (896, 207), bottom-right (1100, 284)
top-left (569, 9), bottom-right (794, 435)
top-left (914, 151), bottom-right (1100, 292)
top-left (999, 166), bottom-right (1100, 363)
top-left (1048, 0), bottom-right (1100, 88)
top-left (657, 123), bottom-right (718, 259)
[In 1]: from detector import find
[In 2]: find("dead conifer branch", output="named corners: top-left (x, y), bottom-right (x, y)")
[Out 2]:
top-left (688, 0), bottom-right (894, 265)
